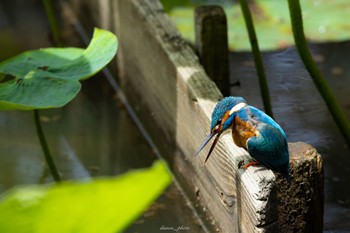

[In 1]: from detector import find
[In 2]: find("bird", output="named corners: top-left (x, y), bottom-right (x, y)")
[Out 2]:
top-left (194, 96), bottom-right (290, 180)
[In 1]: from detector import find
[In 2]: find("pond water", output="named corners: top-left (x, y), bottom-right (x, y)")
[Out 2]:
top-left (0, 81), bottom-right (156, 186)
top-left (1, 0), bottom-right (350, 232)
top-left (0, 80), bottom-right (204, 232)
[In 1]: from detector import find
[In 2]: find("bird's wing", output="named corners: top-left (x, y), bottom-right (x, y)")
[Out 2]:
top-left (246, 123), bottom-right (289, 172)
top-left (247, 106), bottom-right (287, 139)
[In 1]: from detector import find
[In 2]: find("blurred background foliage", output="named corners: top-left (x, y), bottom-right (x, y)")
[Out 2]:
top-left (161, 0), bottom-right (350, 51)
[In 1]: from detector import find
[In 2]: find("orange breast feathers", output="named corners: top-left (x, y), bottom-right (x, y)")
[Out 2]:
top-left (231, 116), bottom-right (259, 149)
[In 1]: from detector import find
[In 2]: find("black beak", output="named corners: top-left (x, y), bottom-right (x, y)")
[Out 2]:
top-left (194, 130), bottom-right (222, 163)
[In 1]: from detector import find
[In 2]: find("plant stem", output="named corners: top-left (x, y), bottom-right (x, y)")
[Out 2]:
top-left (40, 0), bottom-right (62, 181)
top-left (34, 109), bottom-right (61, 182)
top-left (239, 0), bottom-right (273, 118)
top-left (288, 0), bottom-right (350, 149)
top-left (42, 0), bottom-right (63, 47)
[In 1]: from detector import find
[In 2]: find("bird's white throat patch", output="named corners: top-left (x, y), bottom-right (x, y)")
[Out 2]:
top-left (229, 102), bottom-right (247, 115)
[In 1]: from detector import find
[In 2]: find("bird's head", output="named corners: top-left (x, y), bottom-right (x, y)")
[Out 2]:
top-left (194, 96), bottom-right (247, 163)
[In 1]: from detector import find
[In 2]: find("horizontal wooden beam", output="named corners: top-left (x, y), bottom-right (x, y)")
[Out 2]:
top-left (67, 0), bottom-right (324, 232)
top-left (110, 1), bottom-right (278, 232)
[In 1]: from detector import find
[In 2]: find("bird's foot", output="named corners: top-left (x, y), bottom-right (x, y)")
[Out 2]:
top-left (242, 161), bottom-right (260, 170)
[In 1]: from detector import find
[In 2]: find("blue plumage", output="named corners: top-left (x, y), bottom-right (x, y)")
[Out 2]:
top-left (195, 96), bottom-right (290, 180)
top-left (210, 96), bottom-right (246, 130)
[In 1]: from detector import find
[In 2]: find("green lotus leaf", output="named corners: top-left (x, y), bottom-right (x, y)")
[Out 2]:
top-left (0, 160), bottom-right (172, 233)
top-left (0, 28), bottom-right (118, 110)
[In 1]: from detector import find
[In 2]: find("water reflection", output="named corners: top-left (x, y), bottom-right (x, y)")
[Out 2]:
top-left (0, 83), bottom-right (157, 189)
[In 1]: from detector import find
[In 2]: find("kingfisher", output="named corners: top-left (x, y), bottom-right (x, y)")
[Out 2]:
top-left (194, 96), bottom-right (290, 180)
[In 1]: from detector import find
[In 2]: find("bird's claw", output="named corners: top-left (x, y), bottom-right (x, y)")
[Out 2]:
top-left (242, 161), bottom-right (260, 170)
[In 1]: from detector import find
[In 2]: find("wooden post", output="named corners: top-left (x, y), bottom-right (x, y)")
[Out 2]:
top-left (195, 5), bottom-right (230, 97)
top-left (276, 142), bottom-right (324, 232)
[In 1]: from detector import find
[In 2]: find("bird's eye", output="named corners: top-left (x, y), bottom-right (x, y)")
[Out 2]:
top-left (212, 119), bottom-right (222, 132)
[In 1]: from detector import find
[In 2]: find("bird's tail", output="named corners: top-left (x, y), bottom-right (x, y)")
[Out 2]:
top-left (280, 163), bottom-right (291, 182)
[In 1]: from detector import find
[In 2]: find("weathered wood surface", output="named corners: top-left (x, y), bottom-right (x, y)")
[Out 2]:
top-left (109, 1), bottom-right (277, 232)
top-left (276, 142), bottom-right (324, 233)
top-left (67, 0), bottom-right (324, 232)
top-left (195, 5), bottom-right (230, 96)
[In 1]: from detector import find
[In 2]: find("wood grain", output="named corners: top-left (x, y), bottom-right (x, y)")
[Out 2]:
top-left (111, 1), bottom-right (278, 232)
top-left (67, 0), bottom-right (324, 232)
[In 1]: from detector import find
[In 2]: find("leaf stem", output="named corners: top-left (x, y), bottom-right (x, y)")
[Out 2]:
top-left (239, 0), bottom-right (273, 118)
top-left (42, 0), bottom-right (63, 47)
top-left (288, 0), bottom-right (350, 149)
top-left (34, 109), bottom-right (61, 182)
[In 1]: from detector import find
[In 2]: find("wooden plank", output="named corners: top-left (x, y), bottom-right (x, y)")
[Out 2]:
top-left (110, 1), bottom-right (277, 232)
top-left (66, 0), bottom-right (324, 232)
